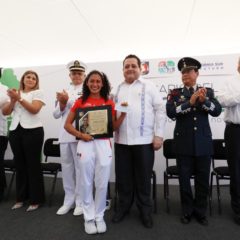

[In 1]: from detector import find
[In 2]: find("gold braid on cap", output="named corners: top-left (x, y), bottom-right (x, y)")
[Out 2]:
top-left (74, 60), bottom-right (80, 67)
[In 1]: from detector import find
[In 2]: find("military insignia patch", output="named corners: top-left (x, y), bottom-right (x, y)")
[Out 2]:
top-left (178, 95), bottom-right (185, 102)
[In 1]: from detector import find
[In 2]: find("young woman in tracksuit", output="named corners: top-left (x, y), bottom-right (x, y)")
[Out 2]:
top-left (64, 70), bottom-right (125, 234)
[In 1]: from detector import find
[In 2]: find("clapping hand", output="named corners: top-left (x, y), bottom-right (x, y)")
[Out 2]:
top-left (198, 88), bottom-right (207, 102)
top-left (56, 90), bottom-right (69, 105)
top-left (7, 89), bottom-right (20, 102)
top-left (189, 91), bottom-right (199, 106)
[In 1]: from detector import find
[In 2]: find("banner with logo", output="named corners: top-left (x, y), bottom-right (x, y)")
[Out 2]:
top-left (1, 53), bottom-right (239, 183)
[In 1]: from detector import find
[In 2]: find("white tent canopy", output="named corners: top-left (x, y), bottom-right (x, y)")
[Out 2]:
top-left (0, 0), bottom-right (240, 68)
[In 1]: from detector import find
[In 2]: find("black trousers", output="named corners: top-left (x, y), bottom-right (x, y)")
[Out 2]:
top-left (225, 123), bottom-right (240, 215)
top-left (115, 143), bottom-right (154, 216)
top-left (0, 136), bottom-right (8, 195)
top-left (177, 155), bottom-right (211, 217)
top-left (9, 125), bottom-right (45, 204)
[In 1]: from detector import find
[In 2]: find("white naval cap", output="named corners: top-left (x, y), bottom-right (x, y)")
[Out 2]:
top-left (67, 60), bottom-right (87, 72)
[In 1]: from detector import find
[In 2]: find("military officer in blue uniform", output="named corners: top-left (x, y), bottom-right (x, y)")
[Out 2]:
top-left (166, 57), bottom-right (222, 225)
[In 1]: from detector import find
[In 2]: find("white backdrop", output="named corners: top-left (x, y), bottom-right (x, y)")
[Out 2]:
top-left (4, 53), bottom-right (239, 184)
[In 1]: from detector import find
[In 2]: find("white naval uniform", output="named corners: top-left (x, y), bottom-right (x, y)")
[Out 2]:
top-left (53, 84), bottom-right (82, 207)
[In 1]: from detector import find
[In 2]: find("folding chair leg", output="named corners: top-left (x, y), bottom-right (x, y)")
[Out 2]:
top-left (166, 177), bottom-right (170, 213)
top-left (166, 186), bottom-right (170, 213)
top-left (6, 171), bottom-right (16, 200)
top-left (164, 173), bottom-right (170, 213)
top-left (209, 172), bottom-right (214, 216)
top-left (152, 171), bottom-right (157, 213)
top-left (163, 173), bottom-right (167, 199)
top-left (48, 172), bottom-right (58, 207)
top-left (216, 176), bottom-right (222, 215)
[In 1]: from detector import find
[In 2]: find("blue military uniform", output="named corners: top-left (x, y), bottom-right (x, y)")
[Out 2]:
top-left (166, 86), bottom-right (221, 156)
top-left (166, 57), bottom-right (222, 221)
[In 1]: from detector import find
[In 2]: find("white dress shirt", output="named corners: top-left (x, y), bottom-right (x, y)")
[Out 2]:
top-left (0, 111), bottom-right (8, 136)
top-left (10, 89), bottom-right (45, 130)
top-left (0, 83), bottom-right (9, 108)
top-left (114, 78), bottom-right (166, 145)
top-left (217, 75), bottom-right (240, 124)
top-left (53, 84), bottom-right (82, 143)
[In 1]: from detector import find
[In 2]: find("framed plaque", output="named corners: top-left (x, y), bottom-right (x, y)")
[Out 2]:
top-left (75, 105), bottom-right (113, 139)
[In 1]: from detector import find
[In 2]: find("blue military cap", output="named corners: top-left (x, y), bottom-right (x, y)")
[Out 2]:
top-left (177, 57), bottom-right (201, 73)
top-left (67, 60), bottom-right (87, 72)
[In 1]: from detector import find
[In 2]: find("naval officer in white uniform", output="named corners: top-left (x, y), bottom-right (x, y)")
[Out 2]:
top-left (53, 60), bottom-right (87, 215)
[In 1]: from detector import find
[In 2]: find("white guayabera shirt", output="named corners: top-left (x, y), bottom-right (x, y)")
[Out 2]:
top-left (217, 75), bottom-right (240, 124)
top-left (113, 78), bottom-right (166, 145)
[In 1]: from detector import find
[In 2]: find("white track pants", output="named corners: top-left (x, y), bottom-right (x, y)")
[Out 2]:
top-left (77, 139), bottom-right (112, 221)
top-left (60, 142), bottom-right (81, 207)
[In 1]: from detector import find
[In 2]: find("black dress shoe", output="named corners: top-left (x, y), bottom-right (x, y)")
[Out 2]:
top-left (234, 214), bottom-right (240, 225)
top-left (195, 215), bottom-right (208, 226)
top-left (112, 211), bottom-right (128, 223)
top-left (181, 214), bottom-right (191, 224)
top-left (141, 214), bottom-right (153, 228)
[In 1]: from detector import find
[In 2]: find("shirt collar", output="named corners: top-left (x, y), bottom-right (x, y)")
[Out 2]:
top-left (186, 84), bottom-right (197, 91)
top-left (124, 77), bottom-right (143, 85)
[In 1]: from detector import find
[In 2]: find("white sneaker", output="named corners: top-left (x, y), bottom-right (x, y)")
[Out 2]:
top-left (73, 206), bottom-right (83, 216)
top-left (56, 205), bottom-right (73, 215)
top-left (26, 204), bottom-right (39, 212)
top-left (84, 220), bottom-right (97, 234)
top-left (11, 202), bottom-right (24, 210)
top-left (96, 220), bottom-right (107, 233)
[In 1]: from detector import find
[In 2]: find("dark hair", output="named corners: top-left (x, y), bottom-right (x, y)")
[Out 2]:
top-left (82, 70), bottom-right (111, 103)
top-left (123, 54), bottom-right (141, 68)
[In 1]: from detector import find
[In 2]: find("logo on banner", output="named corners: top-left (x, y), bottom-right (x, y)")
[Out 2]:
top-left (158, 60), bottom-right (175, 74)
top-left (141, 61), bottom-right (149, 75)
top-left (201, 61), bottom-right (224, 72)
